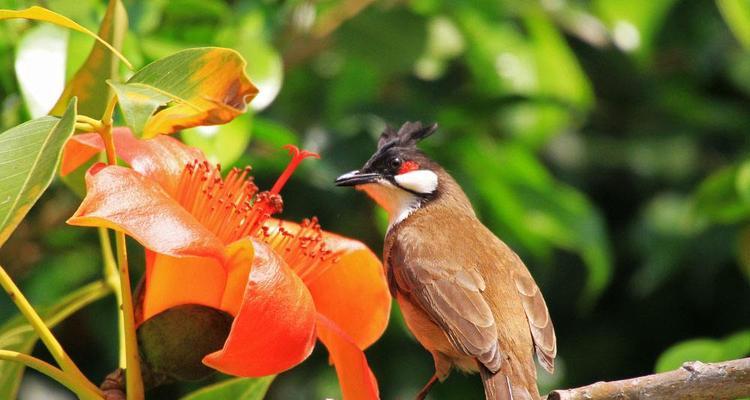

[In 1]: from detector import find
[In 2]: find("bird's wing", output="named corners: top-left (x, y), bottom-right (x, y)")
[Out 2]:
top-left (390, 241), bottom-right (503, 372)
top-left (512, 269), bottom-right (556, 373)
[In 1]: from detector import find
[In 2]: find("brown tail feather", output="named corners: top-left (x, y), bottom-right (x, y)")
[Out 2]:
top-left (479, 365), bottom-right (535, 400)
top-left (479, 365), bottom-right (512, 400)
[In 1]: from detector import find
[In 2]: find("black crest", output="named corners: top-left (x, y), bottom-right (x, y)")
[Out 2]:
top-left (377, 121), bottom-right (438, 149)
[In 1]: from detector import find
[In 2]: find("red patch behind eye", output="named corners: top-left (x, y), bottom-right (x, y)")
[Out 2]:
top-left (398, 160), bottom-right (420, 175)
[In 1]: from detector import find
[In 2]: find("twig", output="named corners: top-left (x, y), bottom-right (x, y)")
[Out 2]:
top-left (547, 357), bottom-right (750, 400)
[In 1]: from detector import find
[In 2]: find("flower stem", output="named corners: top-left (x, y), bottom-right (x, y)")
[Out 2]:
top-left (113, 231), bottom-right (144, 400)
top-left (98, 227), bottom-right (126, 368)
top-left (0, 266), bottom-right (102, 398)
top-left (0, 350), bottom-right (101, 400)
top-left (99, 94), bottom-right (145, 400)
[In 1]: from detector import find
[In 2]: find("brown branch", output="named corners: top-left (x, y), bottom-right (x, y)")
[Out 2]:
top-left (547, 357), bottom-right (750, 400)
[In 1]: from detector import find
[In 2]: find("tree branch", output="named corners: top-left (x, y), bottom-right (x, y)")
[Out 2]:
top-left (547, 357), bottom-right (750, 400)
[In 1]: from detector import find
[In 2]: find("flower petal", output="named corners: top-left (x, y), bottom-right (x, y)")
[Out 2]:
top-left (219, 238), bottom-right (255, 316)
top-left (317, 314), bottom-right (380, 400)
top-left (60, 128), bottom-right (205, 194)
top-left (203, 239), bottom-right (317, 376)
top-left (268, 219), bottom-right (391, 350)
top-left (61, 133), bottom-right (103, 176)
top-left (110, 127), bottom-right (205, 195)
top-left (142, 251), bottom-right (226, 321)
top-left (67, 164), bottom-right (225, 260)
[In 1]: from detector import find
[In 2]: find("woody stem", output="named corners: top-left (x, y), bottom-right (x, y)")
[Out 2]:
top-left (99, 94), bottom-right (145, 400)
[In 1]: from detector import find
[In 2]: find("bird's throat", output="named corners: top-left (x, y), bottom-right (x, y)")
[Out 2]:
top-left (359, 181), bottom-right (421, 230)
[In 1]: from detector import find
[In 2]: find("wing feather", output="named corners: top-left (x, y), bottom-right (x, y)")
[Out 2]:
top-left (392, 243), bottom-right (503, 372)
top-left (513, 271), bottom-right (556, 373)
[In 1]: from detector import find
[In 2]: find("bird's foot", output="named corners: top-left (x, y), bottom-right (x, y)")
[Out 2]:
top-left (415, 374), bottom-right (439, 400)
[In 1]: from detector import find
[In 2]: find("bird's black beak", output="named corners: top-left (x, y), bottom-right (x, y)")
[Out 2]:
top-left (335, 170), bottom-right (381, 186)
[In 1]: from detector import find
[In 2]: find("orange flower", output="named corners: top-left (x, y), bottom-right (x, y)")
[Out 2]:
top-left (62, 128), bottom-right (391, 399)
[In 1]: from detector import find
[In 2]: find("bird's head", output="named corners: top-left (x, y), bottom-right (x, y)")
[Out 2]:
top-left (335, 121), bottom-right (441, 226)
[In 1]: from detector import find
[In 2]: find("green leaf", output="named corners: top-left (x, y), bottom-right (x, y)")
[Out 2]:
top-left (251, 117), bottom-right (298, 149)
top-left (525, 11), bottom-right (593, 108)
top-left (336, 8), bottom-right (427, 76)
top-left (414, 16), bottom-right (465, 80)
top-left (630, 194), bottom-right (699, 297)
top-left (0, 6), bottom-right (131, 69)
top-left (110, 47), bottom-right (258, 138)
top-left (655, 330), bottom-right (750, 373)
top-left (694, 165), bottom-right (750, 224)
top-left (496, 102), bottom-right (573, 149)
top-left (594, 0), bottom-right (679, 61)
top-left (0, 98), bottom-right (77, 247)
top-left (0, 280), bottom-right (110, 399)
top-left (50, 0), bottom-right (128, 119)
top-left (655, 339), bottom-right (724, 373)
top-left (108, 81), bottom-right (171, 136)
top-left (718, 0), bottom-right (750, 49)
top-left (180, 376), bottom-right (275, 400)
top-left (181, 113), bottom-right (252, 169)
top-left (736, 160), bottom-right (750, 203)
top-left (721, 330), bottom-right (750, 359)
top-left (457, 8), bottom-right (591, 114)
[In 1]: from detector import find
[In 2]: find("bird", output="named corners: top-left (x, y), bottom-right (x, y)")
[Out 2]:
top-left (335, 122), bottom-right (556, 400)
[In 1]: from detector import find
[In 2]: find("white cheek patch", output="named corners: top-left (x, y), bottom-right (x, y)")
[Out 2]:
top-left (394, 170), bottom-right (438, 194)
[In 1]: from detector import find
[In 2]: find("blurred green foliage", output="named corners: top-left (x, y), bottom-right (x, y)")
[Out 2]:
top-left (0, 0), bottom-right (749, 399)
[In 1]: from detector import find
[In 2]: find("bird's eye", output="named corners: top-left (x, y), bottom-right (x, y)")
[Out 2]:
top-left (389, 158), bottom-right (402, 170)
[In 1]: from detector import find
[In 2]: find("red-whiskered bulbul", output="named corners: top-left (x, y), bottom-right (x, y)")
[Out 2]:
top-left (335, 122), bottom-right (556, 400)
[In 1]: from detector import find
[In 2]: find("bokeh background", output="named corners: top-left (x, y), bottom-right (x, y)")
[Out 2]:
top-left (1, 0), bottom-right (750, 398)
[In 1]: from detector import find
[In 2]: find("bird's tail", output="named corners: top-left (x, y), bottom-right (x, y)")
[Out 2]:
top-left (479, 365), bottom-right (535, 400)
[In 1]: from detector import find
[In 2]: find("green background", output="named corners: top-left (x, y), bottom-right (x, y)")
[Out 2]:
top-left (1, 0), bottom-right (749, 398)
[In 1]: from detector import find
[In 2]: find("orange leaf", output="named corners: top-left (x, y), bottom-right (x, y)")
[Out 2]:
top-left (111, 48), bottom-right (258, 138)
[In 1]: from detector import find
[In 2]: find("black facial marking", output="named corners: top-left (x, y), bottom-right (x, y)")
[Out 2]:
top-left (360, 121), bottom-right (438, 176)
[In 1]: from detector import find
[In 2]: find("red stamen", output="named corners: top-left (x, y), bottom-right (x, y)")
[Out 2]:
top-left (262, 217), bottom-right (341, 284)
top-left (173, 145), bottom-right (321, 246)
top-left (175, 160), bottom-right (263, 244)
top-left (269, 145), bottom-right (320, 195)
